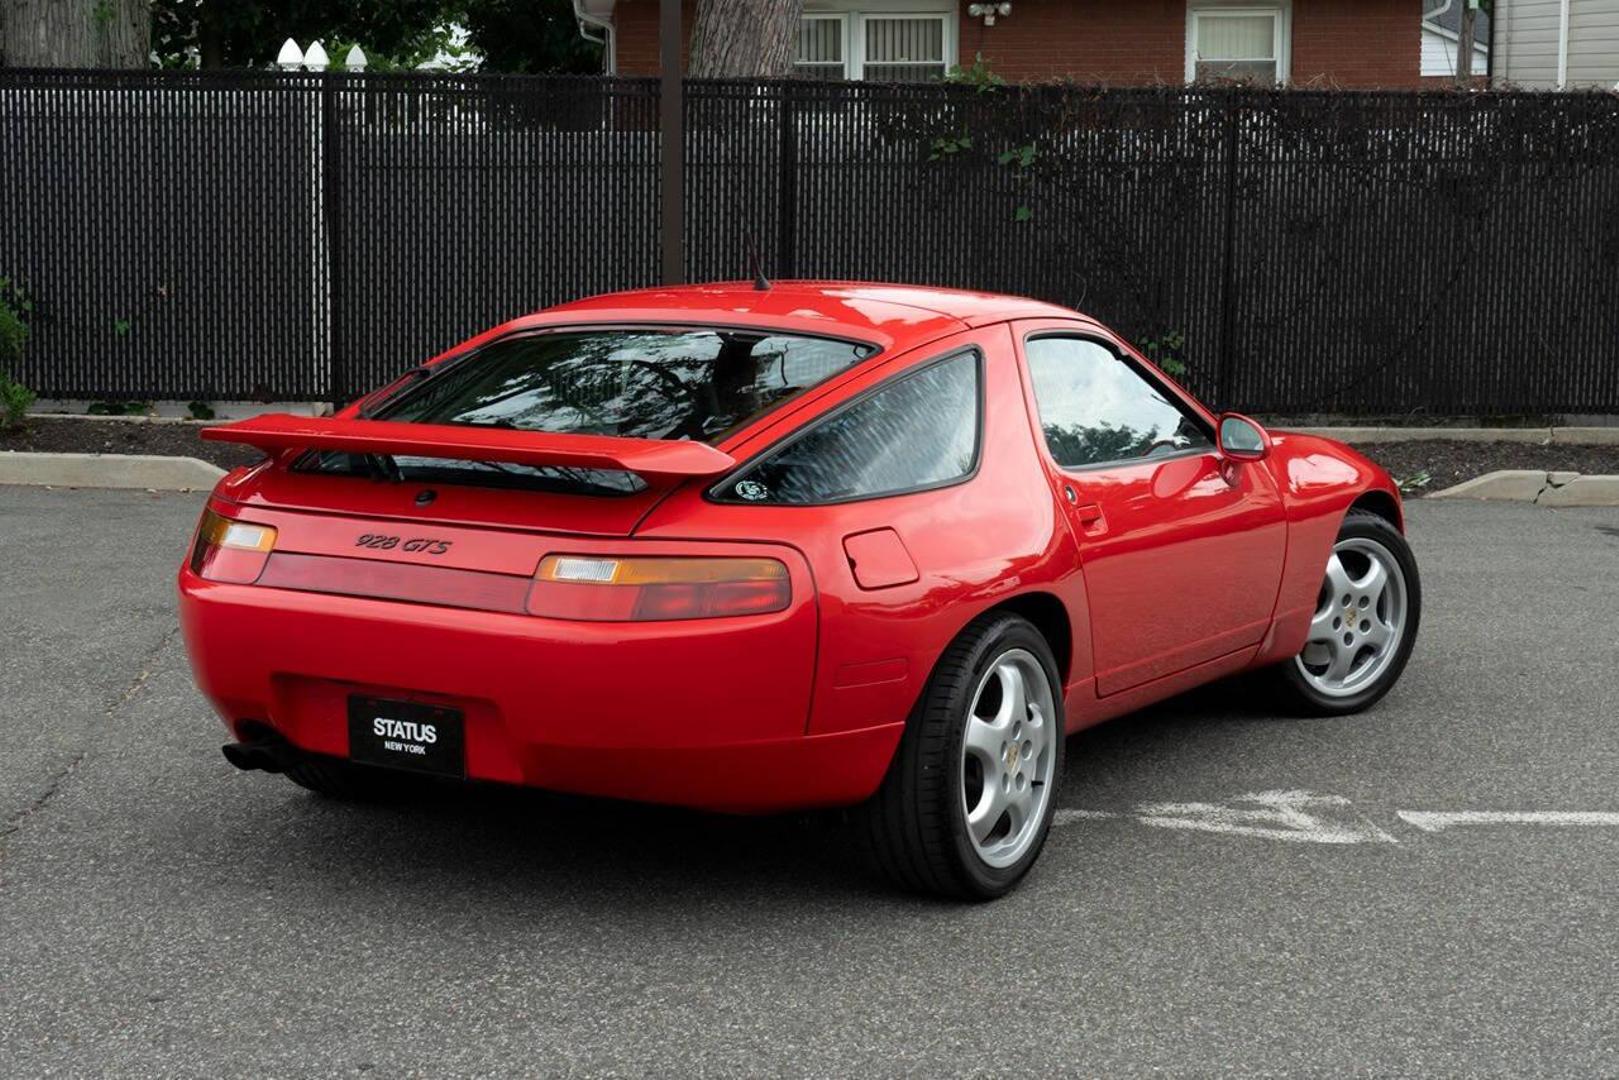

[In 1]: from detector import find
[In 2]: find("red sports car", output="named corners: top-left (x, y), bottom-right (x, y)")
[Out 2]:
top-left (180, 282), bottom-right (1420, 898)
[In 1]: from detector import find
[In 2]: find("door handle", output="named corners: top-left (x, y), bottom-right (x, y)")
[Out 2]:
top-left (1074, 502), bottom-right (1104, 527)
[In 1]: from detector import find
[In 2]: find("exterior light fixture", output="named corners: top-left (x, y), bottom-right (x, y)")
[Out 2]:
top-left (303, 40), bottom-right (330, 71)
top-left (968, 2), bottom-right (1012, 26)
top-left (275, 38), bottom-right (304, 70)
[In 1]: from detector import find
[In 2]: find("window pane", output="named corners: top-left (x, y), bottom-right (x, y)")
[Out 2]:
top-left (1194, 59), bottom-right (1278, 83)
top-left (380, 330), bottom-right (876, 443)
top-left (1024, 338), bottom-right (1211, 469)
top-left (1194, 13), bottom-right (1275, 60)
top-left (864, 17), bottom-right (944, 63)
top-left (720, 352), bottom-right (979, 504)
top-left (862, 62), bottom-right (947, 83)
top-left (798, 18), bottom-right (842, 63)
top-left (793, 63), bottom-right (850, 81)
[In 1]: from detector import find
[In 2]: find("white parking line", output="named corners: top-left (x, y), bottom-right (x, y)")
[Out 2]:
top-left (1397, 811), bottom-right (1619, 832)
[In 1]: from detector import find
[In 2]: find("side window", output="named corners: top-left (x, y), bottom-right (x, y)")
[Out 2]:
top-left (1024, 337), bottom-right (1212, 469)
top-left (714, 351), bottom-right (981, 505)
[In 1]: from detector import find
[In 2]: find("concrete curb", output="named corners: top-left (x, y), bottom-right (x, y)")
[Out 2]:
top-left (0, 452), bottom-right (226, 492)
top-left (1298, 426), bottom-right (1619, 445)
top-left (1430, 470), bottom-right (1619, 506)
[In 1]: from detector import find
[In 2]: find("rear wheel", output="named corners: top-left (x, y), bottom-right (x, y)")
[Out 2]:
top-left (855, 612), bottom-right (1064, 900)
top-left (1271, 509), bottom-right (1421, 716)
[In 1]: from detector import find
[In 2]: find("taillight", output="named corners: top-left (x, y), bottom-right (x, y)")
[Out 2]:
top-left (527, 555), bottom-right (790, 621)
top-left (189, 509), bottom-right (277, 583)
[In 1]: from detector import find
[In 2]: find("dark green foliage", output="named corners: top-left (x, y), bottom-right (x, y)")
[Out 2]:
top-left (1138, 330), bottom-right (1188, 377)
top-left (460, 0), bottom-right (604, 74)
top-left (88, 401), bottom-right (153, 415)
top-left (0, 277), bottom-right (34, 431)
top-left (150, 0), bottom-right (602, 73)
top-left (152, 0), bottom-right (456, 68)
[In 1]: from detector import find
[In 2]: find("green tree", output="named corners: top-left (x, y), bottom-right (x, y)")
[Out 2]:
top-left (150, 0), bottom-right (601, 72)
top-left (460, 0), bottom-right (602, 74)
top-left (150, 0), bottom-right (454, 68)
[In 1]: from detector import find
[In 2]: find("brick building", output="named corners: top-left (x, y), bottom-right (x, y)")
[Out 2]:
top-left (580, 0), bottom-right (1426, 88)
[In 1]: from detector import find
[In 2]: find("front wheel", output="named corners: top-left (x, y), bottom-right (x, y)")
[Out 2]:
top-left (854, 612), bottom-right (1065, 900)
top-left (1271, 508), bottom-right (1421, 716)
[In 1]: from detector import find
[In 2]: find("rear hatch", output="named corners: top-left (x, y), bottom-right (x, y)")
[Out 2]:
top-left (195, 324), bottom-right (879, 613)
top-left (207, 323), bottom-right (877, 541)
top-left (208, 414), bottom-right (734, 539)
top-left (200, 416), bottom-right (748, 612)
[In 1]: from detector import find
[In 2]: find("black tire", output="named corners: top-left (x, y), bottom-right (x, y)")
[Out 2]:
top-left (853, 612), bottom-right (1065, 900)
top-left (1270, 509), bottom-right (1422, 717)
top-left (284, 756), bottom-right (424, 801)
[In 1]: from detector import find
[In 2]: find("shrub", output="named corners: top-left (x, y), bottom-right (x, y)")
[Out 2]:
top-left (0, 372), bottom-right (34, 431)
top-left (0, 277), bottom-right (32, 430)
top-left (0, 287), bottom-right (25, 369)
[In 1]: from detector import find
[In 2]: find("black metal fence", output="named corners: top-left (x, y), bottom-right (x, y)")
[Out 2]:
top-left (3, 70), bottom-right (1617, 414)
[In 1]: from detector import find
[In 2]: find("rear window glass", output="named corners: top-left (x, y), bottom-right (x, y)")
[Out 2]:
top-left (375, 329), bottom-right (878, 443)
top-left (713, 351), bottom-right (981, 505)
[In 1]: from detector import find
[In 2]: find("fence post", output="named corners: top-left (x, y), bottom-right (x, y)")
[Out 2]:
top-left (777, 84), bottom-right (797, 279)
top-left (1215, 94), bottom-right (1240, 411)
top-left (659, 0), bottom-right (685, 285)
top-left (322, 70), bottom-right (344, 405)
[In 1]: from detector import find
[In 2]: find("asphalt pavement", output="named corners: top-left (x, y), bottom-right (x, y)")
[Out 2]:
top-left (2, 486), bottom-right (1616, 1077)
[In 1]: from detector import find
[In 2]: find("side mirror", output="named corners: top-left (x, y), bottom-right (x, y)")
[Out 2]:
top-left (1217, 412), bottom-right (1270, 461)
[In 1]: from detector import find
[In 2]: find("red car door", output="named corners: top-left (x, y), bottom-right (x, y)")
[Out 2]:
top-left (1013, 324), bottom-right (1287, 696)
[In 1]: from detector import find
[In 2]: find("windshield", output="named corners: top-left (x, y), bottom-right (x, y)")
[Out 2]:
top-left (376, 328), bottom-right (879, 443)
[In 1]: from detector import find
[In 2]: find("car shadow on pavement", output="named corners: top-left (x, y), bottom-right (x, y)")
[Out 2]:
top-left (200, 675), bottom-right (1283, 908)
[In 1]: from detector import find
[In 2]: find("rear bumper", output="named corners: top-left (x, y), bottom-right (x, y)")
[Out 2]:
top-left (178, 568), bottom-right (901, 813)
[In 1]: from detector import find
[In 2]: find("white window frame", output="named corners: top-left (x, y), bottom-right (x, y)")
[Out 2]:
top-left (1184, 4), bottom-right (1291, 86)
top-left (794, 12), bottom-right (852, 80)
top-left (798, 2), bottom-right (957, 81)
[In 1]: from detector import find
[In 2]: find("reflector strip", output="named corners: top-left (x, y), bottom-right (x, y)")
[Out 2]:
top-left (256, 553), bottom-right (531, 614)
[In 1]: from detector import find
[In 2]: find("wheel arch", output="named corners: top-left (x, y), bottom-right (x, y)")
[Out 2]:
top-left (976, 591), bottom-right (1073, 687)
top-left (1349, 487), bottom-right (1404, 533)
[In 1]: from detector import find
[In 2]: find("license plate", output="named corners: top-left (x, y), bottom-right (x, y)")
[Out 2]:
top-left (347, 696), bottom-right (465, 778)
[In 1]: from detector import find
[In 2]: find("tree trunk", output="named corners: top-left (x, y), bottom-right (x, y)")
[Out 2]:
top-left (2, 0), bottom-right (150, 68)
top-left (689, 0), bottom-right (805, 78)
top-left (197, 0), bottom-right (224, 68)
top-left (1456, 3), bottom-right (1476, 82)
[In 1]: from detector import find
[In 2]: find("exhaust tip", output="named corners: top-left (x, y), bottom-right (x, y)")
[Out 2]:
top-left (221, 740), bottom-right (287, 774)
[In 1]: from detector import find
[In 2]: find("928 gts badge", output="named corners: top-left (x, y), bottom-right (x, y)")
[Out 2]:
top-left (355, 533), bottom-right (453, 555)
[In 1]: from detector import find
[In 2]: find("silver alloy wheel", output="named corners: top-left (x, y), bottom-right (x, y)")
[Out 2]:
top-left (959, 648), bottom-right (1058, 868)
top-left (1294, 535), bottom-right (1409, 698)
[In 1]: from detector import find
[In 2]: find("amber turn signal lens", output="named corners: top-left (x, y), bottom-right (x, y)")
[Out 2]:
top-left (528, 555), bottom-right (790, 621)
top-left (190, 509), bottom-right (277, 584)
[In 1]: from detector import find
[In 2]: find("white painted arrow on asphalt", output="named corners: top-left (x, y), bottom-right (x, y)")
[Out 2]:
top-left (1054, 794), bottom-right (1619, 844)
top-left (1056, 790), bottom-right (1396, 844)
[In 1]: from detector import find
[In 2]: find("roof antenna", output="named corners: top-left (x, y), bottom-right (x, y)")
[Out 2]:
top-left (745, 234), bottom-right (771, 291)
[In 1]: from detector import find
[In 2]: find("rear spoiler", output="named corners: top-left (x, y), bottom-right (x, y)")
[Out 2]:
top-left (202, 415), bottom-right (737, 480)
